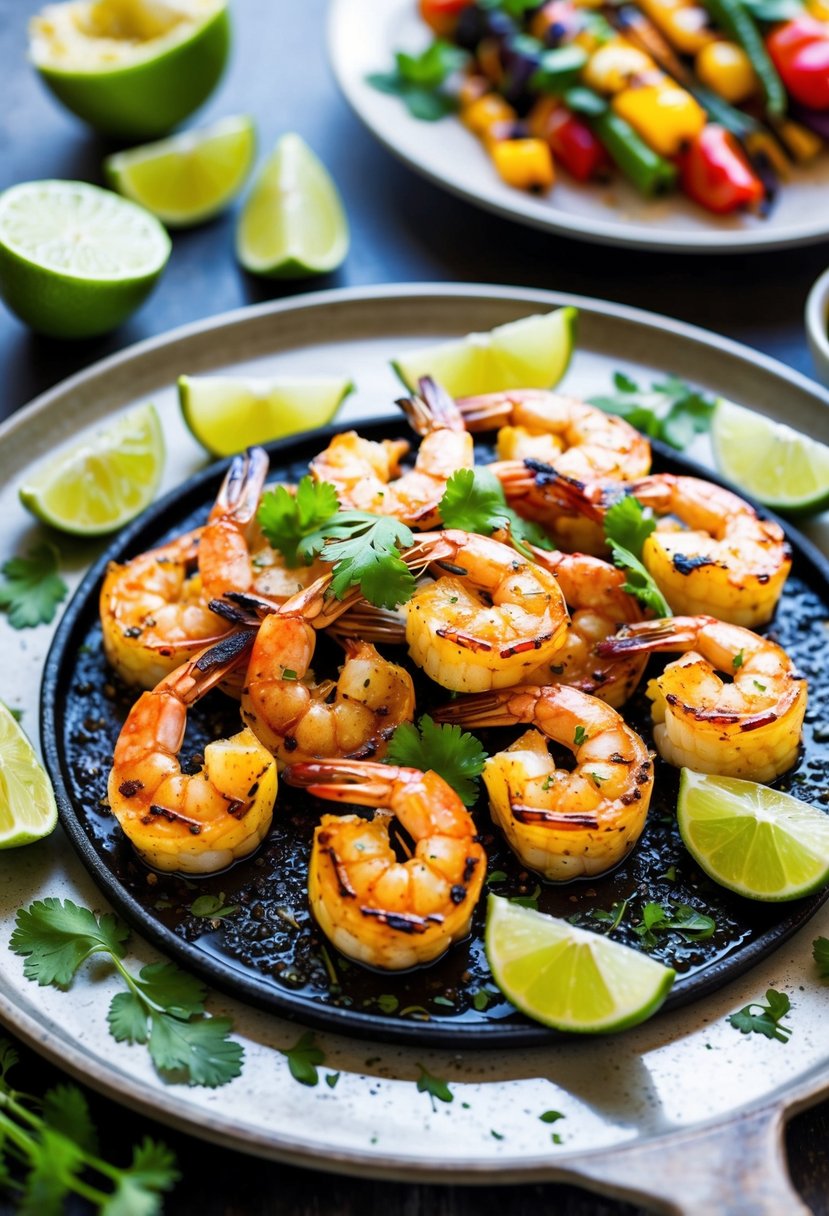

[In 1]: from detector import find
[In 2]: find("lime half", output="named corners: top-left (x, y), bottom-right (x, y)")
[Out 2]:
top-left (29, 0), bottom-right (230, 140)
top-left (19, 402), bottom-right (165, 536)
top-left (678, 769), bottom-right (829, 902)
top-left (0, 703), bottom-right (58, 848)
top-left (179, 374), bottom-right (354, 456)
top-left (392, 307), bottom-right (577, 398)
top-left (485, 894), bottom-right (675, 1034)
top-left (0, 180), bottom-right (170, 338)
top-left (711, 398), bottom-right (829, 516)
top-left (105, 115), bottom-right (256, 227)
top-left (235, 134), bottom-right (349, 278)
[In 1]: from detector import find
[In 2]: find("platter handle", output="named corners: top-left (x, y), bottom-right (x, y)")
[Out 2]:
top-left (563, 1102), bottom-right (811, 1216)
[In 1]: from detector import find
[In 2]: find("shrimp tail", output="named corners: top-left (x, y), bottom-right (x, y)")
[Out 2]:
top-left (328, 604), bottom-right (407, 646)
top-left (455, 392), bottom-right (513, 430)
top-left (396, 376), bottom-right (465, 437)
top-left (432, 688), bottom-right (530, 729)
top-left (284, 759), bottom-right (401, 805)
top-left (597, 617), bottom-right (704, 656)
top-left (212, 447), bottom-right (270, 523)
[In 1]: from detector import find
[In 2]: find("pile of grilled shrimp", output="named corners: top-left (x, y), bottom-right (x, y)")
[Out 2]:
top-left (99, 381), bottom-right (800, 973)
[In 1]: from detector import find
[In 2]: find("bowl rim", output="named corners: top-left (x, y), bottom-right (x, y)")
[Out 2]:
top-left (805, 265), bottom-right (829, 375)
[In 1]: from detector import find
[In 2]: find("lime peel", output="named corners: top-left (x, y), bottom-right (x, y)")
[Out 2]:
top-left (0, 702), bottom-right (58, 848)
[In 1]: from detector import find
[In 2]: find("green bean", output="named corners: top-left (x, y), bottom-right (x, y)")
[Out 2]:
top-left (589, 111), bottom-right (678, 196)
top-left (702, 0), bottom-right (786, 116)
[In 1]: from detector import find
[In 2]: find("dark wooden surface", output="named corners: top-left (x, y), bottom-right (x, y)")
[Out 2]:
top-left (1, 0), bottom-right (828, 1211)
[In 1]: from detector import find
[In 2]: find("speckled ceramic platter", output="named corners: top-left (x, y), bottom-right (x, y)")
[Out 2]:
top-left (329, 0), bottom-right (829, 253)
top-left (42, 423), bottom-right (829, 1046)
top-left (1, 285), bottom-right (828, 1213)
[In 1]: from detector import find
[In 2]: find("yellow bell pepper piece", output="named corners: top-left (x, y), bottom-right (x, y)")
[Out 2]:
top-left (612, 82), bottom-right (707, 157)
top-left (637, 0), bottom-right (715, 54)
top-left (695, 40), bottom-right (758, 104)
top-left (583, 42), bottom-right (655, 92)
top-left (463, 94), bottom-right (518, 138)
top-left (491, 139), bottom-right (555, 191)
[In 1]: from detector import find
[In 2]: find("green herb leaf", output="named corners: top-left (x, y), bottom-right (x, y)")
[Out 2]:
top-left (107, 992), bottom-right (151, 1046)
top-left (603, 498), bottom-right (671, 616)
top-left (367, 40), bottom-right (466, 121)
top-left (733, 649), bottom-right (745, 670)
top-left (574, 725), bottom-right (587, 747)
top-left (0, 543), bottom-right (68, 630)
top-left (486, 870), bottom-right (508, 885)
top-left (189, 894), bottom-right (239, 921)
top-left (813, 937), bottom-right (829, 979)
top-left (416, 1064), bottom-right (453, 1109)
top-left (396, 40), bottom-right (467, 86)
top-left (728, 989), bottom-right (792, 1043)
top-left (439, 468), bottom-right (552, 557)
top-left (11, 898), bottom-right (129, 988)
top-left (540, 1110), bottom-right (565, 1124)
top-left (282, 1031), bottom-right (325, 1087)
top-left (257, 477), bottom-right (339, 567)
top-left (303, 512), bottom-right (415, 609)
top-left (102, 1139), bottom-right (179, 1216)
top-left (149, 1013), bottom-right (243, 1088)
top-left (635, 902), bottom-right (716, 949)
top-left (510, 883), bottom-right (541, 911)
top-left (590, 372), bottom-right (717, 451)
top-left (386, 714), bottom-right (487, 806)
top-left (20, 1127), bottom-right (81, 1216)
top-left (42, 1085), bottom-right (98, 1155)
top-left (377, 993), bottom-right (399, 1014)
top-left (325, 1072), bottom-right (341, 1089)
top-left (133, 961), bottom-right (206, 1019)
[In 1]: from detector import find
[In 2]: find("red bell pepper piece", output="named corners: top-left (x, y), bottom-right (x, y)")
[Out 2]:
top-left (678, 125), bottom-right (764, 214)
top-left (547, 108), bottom-right (610, 181)
top-left (768, 17), bottom-right (829, 110)
top-left (419, 0), bottom-right (473, 37)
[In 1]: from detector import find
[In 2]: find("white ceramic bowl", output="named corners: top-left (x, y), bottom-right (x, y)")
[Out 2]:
top-left (806, 266), bottom-right (829, 387)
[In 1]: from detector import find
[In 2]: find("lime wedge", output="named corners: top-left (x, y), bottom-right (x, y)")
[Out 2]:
top-left (391, 307), bottom-right (577, 398)
top-left (235, 134), bottom-right (349, 279)
top-left (19, 402), bottom-right (165, 536)
top-left (104, 115), bottom-right (256, 227)
top-left (178, 374), bottom-right (354, 456)
top-left (711, 398), bottom-right (829, 516)
top-left (29, 0), bottom-right (230, 140)
top-left (485, 894), bottom-right (675, 1033)
top-left (677, 769), bottom-right (829, 902)
top-left (0, 180), bottom-right (170, 338)
top-left (0, 702), bottom-right (58, 848)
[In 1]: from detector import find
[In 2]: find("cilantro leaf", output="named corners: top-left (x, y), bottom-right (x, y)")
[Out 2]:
top-left (189, 894), bottom-right (239, 920)
top-left (814, 936), bottom-right (829, 979)
top-left (107, 992), bottom-right (151, 1045)
top-left (281, 1031), bottom-right (325, 1086)
top-left (386, 715), bottom-right (487, 806)
top-left (309, 513), bottom-right (416, 609)
top-left (0, 543), bottom-right (68, 630)
top-left (367, 40), bottom-right (466, 122)
top-left (20, 1127), bottom-right (81, 1216)
top-left (604, 498), bottom-right (671, 617)
top-left (728, 989), bottom-right (792, 1043)
top-left (134, 961), bottom-right (206, 1019)
top-left (416, 1064), bottom-right (453, 1109)
top-left (589, 372), bottom-right (717, 451)
top-left (540, 1110), bottom-right (565, 1124)
top-left (42, 1085), bottom-right (98, 1155)
top-left (11, 899), bottom-right (129, 988)
top-left (396, 40), bottom-right (467, 86)
top-left (257, 477), bottom-right (339, 567)
top-left (439, 468), bottom-right (553, 556)
top-left (635, 902), bottom-right (716, 949)
top-left (148, 1013), bottom-right (243, 1088)
top-left (102, 1139), bottom-right (179, 1216)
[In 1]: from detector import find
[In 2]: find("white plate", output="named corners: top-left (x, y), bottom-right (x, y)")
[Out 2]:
top-left (1, 285), bottom-right (828, 1208)
top-left (328, 0), bottom-right (829, 252)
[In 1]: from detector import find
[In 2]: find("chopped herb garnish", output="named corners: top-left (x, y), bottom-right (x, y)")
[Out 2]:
top-left (366, 40), bottom-right (467, 121)
top-left (282, 668), bottom-right (298, 681)
top-left (733, 650), bottom-right (745, 670)
top-left (0, 543), bottom-right (68, 629)
top-left (281, 1032), bottom-right (325, 1086)
top-left (660, 865), bottom-right (678, 883)
top-left (325, 1072), bottom-right (341, 1089)
top-left (541, 774), bottom-right (554, 791)
top-left (590, 900), bottom-right (628, 934)
top-left (416, 1064), bottom-right (453, 1109)
top-left (491, 1129), bottom-right (504, 1140)
top-left (588, 771), bottom-right (606, 787)
top-left (433, 995), bottom-right (454, 1008)
top-left (510, 884), bottom-right (541, 911)
top-left (574, 725), bottom-right (587, 747)
top-left (634, 901), bottom-right (716, 950)
top-left (439, 467), bottom-right (553, 558)
top-left (753, 680), bottom-right (767, 692)
top-left (539, 1110), bottom-right (565, 1124)
top-left (377, 993), bottom-right (399, 1014)
top-left (189, 894), bottom-right (239, 920)
top-left (603, 498), bottom-right (671, 617)
top-left (552, 1132), bottom-right (564, 1145)
top-left (589, 372), bottom-right (717, 450)
top-left (813, 937), bottom-right (829, 979)
top-left (386, 715), bottom-right (487, 806)
top-left (728, 989), bottom-right (792, 1043)
top-left (472, 989), bottom-right (494, 1012)
top-left (11, 899), bottom-right (242, 1087)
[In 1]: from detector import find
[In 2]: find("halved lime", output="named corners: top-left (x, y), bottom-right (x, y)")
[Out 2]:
top-left (0, 702), bottom-right (58, 848)
top-left (0, 180), bottom-right (170, 339)
top-left (711, 398), bottom-right (829, 517)
top-left (485, 894), bottom-right (675, 1034)
top-left (235, 134), bottom-right (350, 279)
top-left (391, 307), bottom-right (577, 398)
top-left (677, 769), bottom-right (829, 902)
top-left (29, 0), bottom-right (230, 140)
top-left (104, 115), bottom-right (256, 227)
top-left (19, 402), bottom-right (165, 536)
top-left (179, 374), bottom-right (354, 456)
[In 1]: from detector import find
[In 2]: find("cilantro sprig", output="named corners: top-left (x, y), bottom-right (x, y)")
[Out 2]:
top-left (416, 1064), bottom-right (453, 1110)
top-left (727, 989), bottom-right (792, 1043)
top-left (11, 899), bottom-right (243, 1088)
top-left (814, 937), bottom-right (829, 979)
top-left (589, 372), bottom-right (717, 451)
top-left (0, 1039), bottom-right (177, 1213)
top-left (258, 476), bottom-right (416, 609)
top-left (634, 902), bottom-right (716, 950)
top-left (367, 40), bottom-right (467, 121)
top-left (439, 467), bottom-right (553, 558)
top-left (0, 543), bottom-right (68, 629)
top-left (386, 715), bottom-right (487, 806)
top-left (604, 497), bottom-right (671, 617)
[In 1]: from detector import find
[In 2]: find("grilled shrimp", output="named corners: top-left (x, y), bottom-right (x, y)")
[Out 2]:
top-left (404, 529), bottom-right (569, 692)
top-left (434, 685), bottom-right (653, 880)
top-left (520, 545), bottom-right (647, 707)
top-left (100, 528), bottom-right (232, 689)
top-left (107, 632), bottom-right (278, 874)
top-left (284, 760), bottom-right (486, 969)
top-left (310, 377), bottom-right (473, 527)
top-left (598, 615), bottom-right (807, 782)
top-left (497, 468), bottom-right (791, 625)
top-left (458, 389), bottom-right (651, 481)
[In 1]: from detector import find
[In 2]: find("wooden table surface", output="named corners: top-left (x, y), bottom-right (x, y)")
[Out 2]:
top-left (1, 0), bottom-right (828, 1211)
